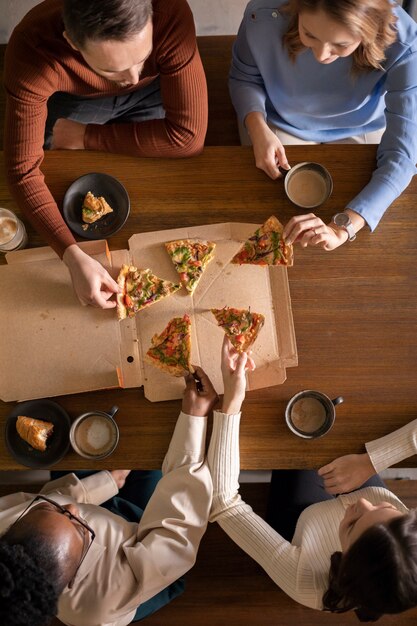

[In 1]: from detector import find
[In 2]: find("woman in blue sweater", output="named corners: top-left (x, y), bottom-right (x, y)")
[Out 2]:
top-left (230, 0), bottom-right (417, 249)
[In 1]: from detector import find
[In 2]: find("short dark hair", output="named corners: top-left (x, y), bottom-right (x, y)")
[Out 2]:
top-left (0, 528), bottom-right (63, 626)
top-left (323, 510), bottom-right (417, 621)
top-left (63, 0), bottom-right (153, 49)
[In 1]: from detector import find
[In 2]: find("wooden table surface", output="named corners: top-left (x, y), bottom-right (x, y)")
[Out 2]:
top-left (0, 146), bottom-right (416, 470)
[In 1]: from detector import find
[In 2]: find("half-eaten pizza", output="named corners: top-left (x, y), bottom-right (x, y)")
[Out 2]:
top-left (82, 191), bottom-right (114, 224)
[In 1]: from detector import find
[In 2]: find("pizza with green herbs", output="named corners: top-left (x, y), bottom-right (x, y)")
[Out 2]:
top-left (211, 306), bottom-right (265, 352)
top-left (232, 216), bottom-right (293, 266)
top-left (117, 265), bottom-right (181, 320)
top-left (165, 239), bottom-right (216, 294)
top-left (145, 314), bottom-right (192, 377)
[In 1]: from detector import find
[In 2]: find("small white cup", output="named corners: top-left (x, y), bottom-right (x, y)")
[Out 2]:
top-left (0, 208), bottom-right (28, 253)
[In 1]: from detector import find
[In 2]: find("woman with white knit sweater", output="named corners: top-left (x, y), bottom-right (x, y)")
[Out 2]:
top-left (208, 337), bottom-right (417, 621)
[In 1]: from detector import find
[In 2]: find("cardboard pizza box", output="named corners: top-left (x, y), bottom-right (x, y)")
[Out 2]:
top-left (0, 223), bottom-right (297, 402)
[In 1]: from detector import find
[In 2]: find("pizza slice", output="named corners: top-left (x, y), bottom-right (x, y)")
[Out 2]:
top-left (232, 215), bottom-right (293, 266)
top-left (16, 415), bottom-right (54, 452)
top-left (211, 306), bottom-right (265, 352)
top-left (145, 314), bottom-right (192, 377)
top-left (117, 265), bottom-right (181, 321)
top-left (165, 239), bottom-right (216, 294)
top-left (82, 191), bottom-right (113, 223)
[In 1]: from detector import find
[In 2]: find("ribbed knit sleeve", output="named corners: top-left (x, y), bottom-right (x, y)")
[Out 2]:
top-left (3, 0), bottom-right (207, 258)
top-left (365, 418), bottom-right (417, 474)
top-left (84, 0), bottom-right (208, 158)
top-left (207, 411), bottom-right (321, 609)
top-left (4, 29), bottom-right (77, 256)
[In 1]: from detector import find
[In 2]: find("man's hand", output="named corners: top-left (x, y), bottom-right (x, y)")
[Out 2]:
top-left (182, 366), bottom-right (219, 417)
top-left (245, 112), bottom-right (290, 180)
top-left (51, 118), bottom-right (86, 150)
top-left (110, 470), bottom-right (131, 489)
top-left (221, 336), bottom-right (255, 415)
top-left (318, 453), bottom-right (376, 495)
top-left (63, 244), bottom-right (120, 308)
top-left (283, 213), bottom-right (348, 250)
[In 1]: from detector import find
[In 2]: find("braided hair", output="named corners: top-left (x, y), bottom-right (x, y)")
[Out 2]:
top-left (0, 530), bottom-right (62, 626)
top-left (323, 510), bottom-right (417, 621)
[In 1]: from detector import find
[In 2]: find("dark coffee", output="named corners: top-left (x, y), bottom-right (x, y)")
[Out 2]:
top-left (74, 415), bottom-right (118, 457)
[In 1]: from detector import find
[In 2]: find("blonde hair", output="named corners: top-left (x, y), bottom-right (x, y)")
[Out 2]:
top-left (281, 0), bottom-right (398, 74)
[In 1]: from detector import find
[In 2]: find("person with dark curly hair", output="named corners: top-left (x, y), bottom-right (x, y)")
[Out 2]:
top-left (207, 336), bottom-right (417, 622)
top-left (0, 367), bottom-right (217, 626)
top-left (4, 0), bottom-right (207, 310)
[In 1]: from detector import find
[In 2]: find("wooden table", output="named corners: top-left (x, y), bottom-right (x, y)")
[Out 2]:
top-left (1, 146), bottom-right (416, 470)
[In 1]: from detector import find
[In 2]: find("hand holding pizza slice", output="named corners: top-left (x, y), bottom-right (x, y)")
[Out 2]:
top-left (211, 306), bottom-right (265, 353)
top-left (232, 215), bottom-right (293, 266)
top-left (117, 265), bottom-right (181, 320)
top-left (165, 239), bottom-right (216, 294)
top-left (145, 314), bottom-right (192, 377)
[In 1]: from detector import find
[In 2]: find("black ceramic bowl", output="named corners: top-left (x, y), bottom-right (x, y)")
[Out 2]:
top-left (62, 172), bottom-right (130, 239)
top-left (5, 399), bottom-right (71, 468)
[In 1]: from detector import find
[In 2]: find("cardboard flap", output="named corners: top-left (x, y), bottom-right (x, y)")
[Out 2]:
top-left (0, 243), bottom-right (120, 402)
top-left (110, 249), bottom-right (143, 390)
top-left (6, 240), bottom-right (110, 265)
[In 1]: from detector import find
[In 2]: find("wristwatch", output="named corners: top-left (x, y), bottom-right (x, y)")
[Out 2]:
top-left (331, 212), bottom-right (356, 241)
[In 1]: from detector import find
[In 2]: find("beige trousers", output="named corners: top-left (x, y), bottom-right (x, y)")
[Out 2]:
top-left (238, 119), bottom-right (385, 146)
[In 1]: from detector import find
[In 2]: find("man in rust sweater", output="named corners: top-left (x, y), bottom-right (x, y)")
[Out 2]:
top-left (4, 0), bottom-right (208, 308)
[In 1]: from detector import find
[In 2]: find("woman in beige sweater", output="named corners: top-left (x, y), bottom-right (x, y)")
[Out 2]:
top-left (208, 337), bottom-right (417, 621)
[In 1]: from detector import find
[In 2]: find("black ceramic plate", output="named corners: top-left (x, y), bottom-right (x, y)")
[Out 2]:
top-left (62, 172), bottom-right (130, 239)
top-left (5, 399), bottom-right (71, 469)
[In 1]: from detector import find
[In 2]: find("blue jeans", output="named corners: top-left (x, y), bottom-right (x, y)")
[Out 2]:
top-left (51, 470), bottom-right (185, 621)
top-left (44, 77), bottom-right (164, 149)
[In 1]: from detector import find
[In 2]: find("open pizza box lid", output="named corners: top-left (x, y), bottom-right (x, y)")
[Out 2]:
top-left (0, 223), bottom-right (297, 402)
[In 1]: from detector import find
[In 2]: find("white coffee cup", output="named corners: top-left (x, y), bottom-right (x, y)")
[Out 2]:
top-left (70, 406), bottom-right (119, 460)
top-left (0, 208), bottom-right (28, 253)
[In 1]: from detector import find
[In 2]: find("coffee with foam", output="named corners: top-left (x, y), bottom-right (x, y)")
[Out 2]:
top-left (73, 415), bottom-right (118, 457)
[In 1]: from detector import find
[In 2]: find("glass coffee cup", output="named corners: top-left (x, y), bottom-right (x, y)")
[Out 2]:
top-left (285, 390), bottom-right (343, 439)
top-left (0, 208), bottom-right (28, 253)
top-left (70, 406), bottom-right (119, 460)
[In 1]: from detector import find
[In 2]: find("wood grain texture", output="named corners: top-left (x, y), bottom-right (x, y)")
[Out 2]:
top-left (0, 145), bottom-right (416, 470)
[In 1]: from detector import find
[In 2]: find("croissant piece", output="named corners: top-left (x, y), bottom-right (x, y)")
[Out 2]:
top-left (16, 415), bottom-right (54, 452)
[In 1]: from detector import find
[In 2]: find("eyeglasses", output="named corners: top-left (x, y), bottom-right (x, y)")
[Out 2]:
top-left (10, 494), bottom-right (96, 587)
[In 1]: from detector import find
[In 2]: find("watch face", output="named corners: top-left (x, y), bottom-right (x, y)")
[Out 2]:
top-left (334, 213), bottom-right (350, 227)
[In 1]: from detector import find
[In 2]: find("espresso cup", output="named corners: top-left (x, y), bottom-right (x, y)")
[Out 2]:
top-left (280, 162), bottom-right (333, 209)
top-left (285, 390), bottom-right (343, 439)
top-left (70, 406), bottom-right (119, 460)
top-left (0, 208), bottom-right (28, 253)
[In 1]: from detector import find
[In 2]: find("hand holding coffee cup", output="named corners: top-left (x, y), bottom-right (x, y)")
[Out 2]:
top-left (285, 391), bottom-right (343, 439)
top-left (70, 406), bottom-right (119, 460)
